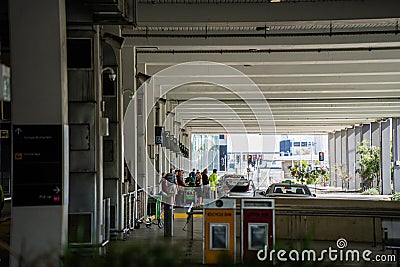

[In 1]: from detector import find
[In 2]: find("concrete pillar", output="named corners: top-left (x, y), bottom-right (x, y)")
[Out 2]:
top-left (168, 102), bottom-right (176, 169)
top-left (371, 121), bottom-right (380, 148)
top-left (160, 101), bottom-right (167, 173)
top-left (66, 27), bottom-right (105, 249)
top-left (381, 120), bottom-right (391, 195)
top-left (146, 76), bottom-right (156, 194)
top-left (334, 131), bottom-right (341, 187)
top-left (102, 25), bottom-right (124, 240)
top-left (174, 108), bottom-right (181, 170)
top-left (393, 118), bottom-right (400, 193)
top-left (355, 126), bottom-right (362, 190)
top-left (341, 130), bottom-right (348, 189)
top-left (122, 47), bottom-right (137, 222)
top-left (164, 101), bottom-right (171, 169)
top-left (362, 124), bottom-right (371, 144)
top-left (371, 121), bottom-right (381, 191)
top-left (347, 128), bottom-right (356, 190)
top-left (9, 0), bottom-right (68, 265)
top-left (136, 63), bottom-right (148, 216)
top-left (182, 127), bottom-right (190, 172)
top-left (328, 132), bottom-right (335, 187)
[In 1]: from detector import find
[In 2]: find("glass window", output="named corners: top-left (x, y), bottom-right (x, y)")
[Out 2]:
top-left (210, 223), bottom-right (229, 250)
top-left (248, 223), bottom-right (268, 250)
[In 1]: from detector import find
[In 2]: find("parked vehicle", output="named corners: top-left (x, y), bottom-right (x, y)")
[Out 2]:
top-left (220, 174), bottom-right (256, 197)
top-left (260, 183), bottom-right (316, 198)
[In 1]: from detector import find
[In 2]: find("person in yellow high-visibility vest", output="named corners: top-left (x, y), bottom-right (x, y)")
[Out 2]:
top-left (209, 169), bottom-right (219, 199)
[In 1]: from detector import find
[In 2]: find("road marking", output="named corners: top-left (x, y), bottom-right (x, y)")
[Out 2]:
top-left (174, 213), bottom-right (203, 219)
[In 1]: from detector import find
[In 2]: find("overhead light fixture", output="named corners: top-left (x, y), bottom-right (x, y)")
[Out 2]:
top-left (102, 67), bottom-right (116, 81)
top-left (269, 0), bottom-right (282, 2)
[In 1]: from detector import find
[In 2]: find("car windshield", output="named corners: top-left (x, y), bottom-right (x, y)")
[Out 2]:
top-left (272, 185), bottom-right (307, 195)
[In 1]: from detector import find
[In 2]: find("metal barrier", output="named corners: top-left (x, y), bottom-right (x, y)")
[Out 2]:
top-left (128, 192), bottom-right (135, 229)
top-left (118, 192), bottom-right (133, 238)
top-left (112, 188), bottom-right (155, 236)
top-left (136, 189), bottom-right (146, 221)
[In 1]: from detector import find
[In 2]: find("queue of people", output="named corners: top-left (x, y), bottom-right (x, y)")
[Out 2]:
top-left (160, 167), bottom-right (219, 207)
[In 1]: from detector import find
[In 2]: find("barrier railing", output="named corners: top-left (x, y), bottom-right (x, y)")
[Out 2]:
top-left (136, 189), bottom-right (146, 221)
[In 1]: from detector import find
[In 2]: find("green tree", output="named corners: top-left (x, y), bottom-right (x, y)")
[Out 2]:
top-left (290, 160), bottom-right (309, 183)
top-left (356, 140), bottom-right (380, 191)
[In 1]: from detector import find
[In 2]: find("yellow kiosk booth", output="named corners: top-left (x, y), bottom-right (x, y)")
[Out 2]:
top-left (203, 198), bottom-right (236, 264)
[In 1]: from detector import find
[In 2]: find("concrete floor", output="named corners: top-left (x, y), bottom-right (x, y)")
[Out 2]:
top-left (0, 204), bottom-right (398, 266)
top-left (122, 208), bottom-right (399, 267)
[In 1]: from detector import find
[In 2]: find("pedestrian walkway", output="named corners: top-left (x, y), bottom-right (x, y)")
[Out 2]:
top-left (122, 209), bottom-right (204, 266)
top-left (122, 207), bottom-right (398, 267)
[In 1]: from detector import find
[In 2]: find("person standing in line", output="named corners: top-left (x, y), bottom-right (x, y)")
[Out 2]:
top-left (176, 169), bottom-right (187, 206)
top-left (159, 172), bottom-right (169, 195)
top-left (165, 168), bottom-right (178, 206)
top-left (194, 171), bottom-right (203, 206)
top-left (189, 168), bottom-right (196, 180)
top-left (202, 168), bottom-right (210, 199)
top-left (185, 169), bottom-right (195, 185)
top-left (209, 169), bottom-right (219, 199)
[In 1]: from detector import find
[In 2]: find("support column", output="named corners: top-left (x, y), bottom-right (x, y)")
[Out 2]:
top-left (381, 120), bottom-right (391, 195)
top-left (67, 27), bottom-right (105, 248)
top-left (334, 131), bottom-right (341, 187)
top-left (347, 128), bottom-right (356, 190)
top-left (160, 101), bottom-right (167, 173)
top-left (371, 121), bottom-right (381, 189)
top-left (136, 63), bottom-right (148, 217)
top-left (393, 118), bottom-right (400, 193)
top-left (167, 102), bottom-right (175, 169)
top-left (328, 132), bottom-right (335, 187)
top-left (122, 47), bottom-right (137, 228)
top-left (341, 130), bottom-right (348, 189)
top-left (173, 120), bottom-right (180, 169)
top-left (146, 72), bottom-right (156, 195)
top-left (371, 121), bottom-right (380, 147)
top-left (9, 0), bottom-right (68, 265)
top-left (362, 124), bottom-right (371, 144)
top-left (182, 128), bottom-right (189, 171)
top-left (102, 25), bottom-right (124, 241)
top-left (355, 125), bottom-right (362, 190)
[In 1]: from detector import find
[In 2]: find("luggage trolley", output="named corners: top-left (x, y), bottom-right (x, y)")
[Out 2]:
top-left (146, 195), bottom-right (164, 229)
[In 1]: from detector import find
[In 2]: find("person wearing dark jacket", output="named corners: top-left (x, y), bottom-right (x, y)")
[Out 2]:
top-left (195, 171), bottom-right (203, 206)
top-left (202, 168), bottom-right (210, 199)
top-left (165, 169), bottom-right (177, 206)
top-left (176, 170), bottom-right (187, 206)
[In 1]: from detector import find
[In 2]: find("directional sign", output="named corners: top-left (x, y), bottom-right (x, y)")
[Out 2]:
top-left (219, 145), bottom-right (227, 171)
top-left (0, 130), bottom-right (9, 138)
top-left (155, 136), bottom-right (163, 145)
top-left (15, 127), bottom-right (22, 135)
top-left (13, 125), bottom-right (63, 206)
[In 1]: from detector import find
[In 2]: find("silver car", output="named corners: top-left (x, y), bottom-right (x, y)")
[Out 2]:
top-left (261, 183), bottom-right (316, 198)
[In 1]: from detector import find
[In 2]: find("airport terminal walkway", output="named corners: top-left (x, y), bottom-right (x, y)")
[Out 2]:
top-left (123, 207), bottom-right (399, 267)
top-left (123, 208), bottom-right (204, 266)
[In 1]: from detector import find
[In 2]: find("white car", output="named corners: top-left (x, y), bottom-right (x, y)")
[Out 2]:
top-left (221, 176), bottom-right (256, 197)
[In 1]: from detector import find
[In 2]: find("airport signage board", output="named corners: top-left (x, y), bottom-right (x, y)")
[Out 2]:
top-left (13, 125), bottom-right (63, 206)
